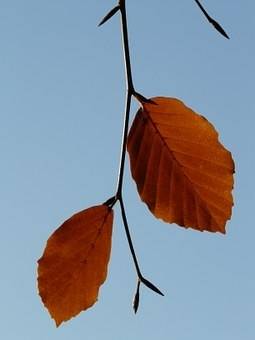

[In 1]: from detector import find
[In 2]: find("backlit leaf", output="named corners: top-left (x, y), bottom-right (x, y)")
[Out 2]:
top-left (38, 204), bottom-right (113, 326)
top-left (127, 97), bottom-right (234, 233)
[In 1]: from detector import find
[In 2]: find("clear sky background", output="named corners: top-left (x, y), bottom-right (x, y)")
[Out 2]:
top-left (1, 1), bottom-right (254, 339)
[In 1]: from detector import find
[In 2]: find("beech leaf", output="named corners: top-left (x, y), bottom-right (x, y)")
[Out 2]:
top-left (37, 204), bottom-right (113, 326)
top-left (127, 97), bottom-right (234, 233)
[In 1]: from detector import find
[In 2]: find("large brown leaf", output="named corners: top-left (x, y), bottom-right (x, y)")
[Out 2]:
top-left (127, 97), bottom-right (234, 233)
top-left (38, 204), bottom-right (113, 326)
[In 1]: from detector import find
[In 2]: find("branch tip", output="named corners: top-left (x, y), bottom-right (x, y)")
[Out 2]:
top-left (210, 18), bottom-right (230, 39)
top-left (98, 5), bottom-right (120, 27)
top-left (194, 0), bottom-right (230, 39)
top-left (133, 280), bottom-right (141, 314)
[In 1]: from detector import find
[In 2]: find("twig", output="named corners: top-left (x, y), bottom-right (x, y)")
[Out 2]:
top-left (100, 0), bottom-right (163, 306)
top-left (119, 196), bottom-right (142, 278)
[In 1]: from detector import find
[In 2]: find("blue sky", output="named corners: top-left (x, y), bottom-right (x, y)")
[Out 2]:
top-left (1, 1), bottom-right (254, 339)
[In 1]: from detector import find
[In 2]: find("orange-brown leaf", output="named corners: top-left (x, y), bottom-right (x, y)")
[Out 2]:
top-left (127, 97), bottom-right (234, 233)
top-left (37, 204), bottom-right (113, 326)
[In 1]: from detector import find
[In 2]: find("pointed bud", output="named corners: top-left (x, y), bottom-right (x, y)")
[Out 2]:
top-left (194, 0), bottom-right (230, 39)
top-left (133, 280), bottom-right (141, 314)
top-left (98, 6), bottom-right (120, 27)
top-left (141, 277), bottom-right (164, 296)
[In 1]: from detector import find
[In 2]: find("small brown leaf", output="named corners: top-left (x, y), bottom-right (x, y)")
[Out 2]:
top-left (127, 97), bottom-right (234, 233)
top-left (38, 204), bottom-right (113, 326)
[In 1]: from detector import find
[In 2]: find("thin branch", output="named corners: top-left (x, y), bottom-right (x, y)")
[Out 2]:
top-left (115, 0), bottom-right (134, 198)
top-left (118, 0), bottom-right (135, 92)
top-left (119, 196), bottom-right (142, 278)
top-left (99, 0), bottom-right (143, 291)
top-left (100, 0), bottom-right (163, 306)
top-left (119, 197), bottom-right (164, 298)
top-left (116, 91), bottom-right (132, 197)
